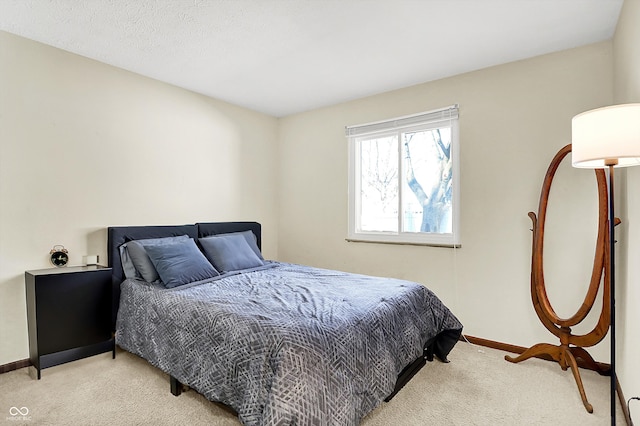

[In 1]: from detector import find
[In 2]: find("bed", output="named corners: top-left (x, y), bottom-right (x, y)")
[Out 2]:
top-left (108, 221), bottom-right (462, 425)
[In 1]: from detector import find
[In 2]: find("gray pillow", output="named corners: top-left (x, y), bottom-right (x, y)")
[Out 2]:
top-left (144, 239), bottom-right (219, 288)
top-left (124, 235), bottom-right (190, 282)
top-left (119, 243), bottom-right (140, 280)
top-left (199, 233), bottom-right (264, 273)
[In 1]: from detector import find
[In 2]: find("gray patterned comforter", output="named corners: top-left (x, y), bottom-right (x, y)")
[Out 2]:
top-left (115, 262), bottom-right (462, 425)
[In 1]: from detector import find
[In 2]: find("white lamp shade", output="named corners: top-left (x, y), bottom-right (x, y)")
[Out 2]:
top-left (572, 103), bottom-right (640, 169)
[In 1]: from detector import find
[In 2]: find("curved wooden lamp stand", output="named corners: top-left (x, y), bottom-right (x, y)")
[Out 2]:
top-left (505, 144), bottom-right (619, 413)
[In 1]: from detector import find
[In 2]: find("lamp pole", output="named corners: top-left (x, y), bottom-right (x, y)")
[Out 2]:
top-left (606, 162), bottom-right (616, 426)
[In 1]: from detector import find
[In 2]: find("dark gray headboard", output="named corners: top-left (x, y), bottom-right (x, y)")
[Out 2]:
top-left (197, 221), bottom-right (261, 249)
top-left (107, 221), bottom-right (261, 329)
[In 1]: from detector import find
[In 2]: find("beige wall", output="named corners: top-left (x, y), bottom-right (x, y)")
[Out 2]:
top-left (278, 42), bottom-right (614, 361)
top-left (614, 0), bottom-right (640, 406)
top-left (0, 31), bottom-right (279, 364)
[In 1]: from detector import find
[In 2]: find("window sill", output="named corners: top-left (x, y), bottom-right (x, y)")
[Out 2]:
top-left (345, 238), bottom-right (461, 249)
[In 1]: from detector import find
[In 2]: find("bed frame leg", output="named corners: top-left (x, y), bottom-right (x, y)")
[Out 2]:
top-left (170, 376), bottom-right (183, 396)
top-left (425, 345), bottom-right (434, 362)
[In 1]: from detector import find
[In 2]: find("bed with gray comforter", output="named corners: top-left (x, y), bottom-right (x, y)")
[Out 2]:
top-left (109, 222), bottom-right (462, 425)
top-left (116, 261), bottom-right (462, 425)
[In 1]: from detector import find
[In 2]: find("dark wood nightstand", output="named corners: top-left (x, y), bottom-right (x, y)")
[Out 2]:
top-left (25, 265), bottom-right (115, 379)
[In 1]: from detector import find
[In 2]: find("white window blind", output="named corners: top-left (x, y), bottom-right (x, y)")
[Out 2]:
top-left (345, 105), bottom-right (459, 138)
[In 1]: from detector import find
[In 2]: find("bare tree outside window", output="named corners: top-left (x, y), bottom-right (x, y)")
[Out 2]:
top-left (403, 128), bottom-right (452, 233)
top-left (357, 128), bottom-right (452, 234)
top-left (360, 136), bottom-right (398, 232)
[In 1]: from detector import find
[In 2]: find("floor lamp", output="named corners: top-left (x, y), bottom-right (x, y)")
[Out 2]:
top-left (571, 103), bottom-right (640, 425)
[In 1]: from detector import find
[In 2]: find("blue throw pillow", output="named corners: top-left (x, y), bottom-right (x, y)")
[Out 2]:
top-left (124, 235), bottom-right (190, 282)
top-left (199, 233), bottom-right (264, 273)
top-left (144, 239), bottom-right (219, 288)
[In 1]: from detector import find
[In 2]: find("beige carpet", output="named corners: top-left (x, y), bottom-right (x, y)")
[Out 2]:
top-left (0, 342), bottom-right (625, 425)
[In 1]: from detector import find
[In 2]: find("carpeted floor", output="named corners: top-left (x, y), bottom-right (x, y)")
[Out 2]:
top-left (0, 341), bottom-right (626, 425)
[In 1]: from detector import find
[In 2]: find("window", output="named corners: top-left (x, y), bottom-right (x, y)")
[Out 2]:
top-left (347, 105), bottom-right (460, 246)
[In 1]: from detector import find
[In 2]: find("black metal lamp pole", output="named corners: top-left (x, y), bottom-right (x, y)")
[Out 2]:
top-left (607, 162), bottom-right (616, 426)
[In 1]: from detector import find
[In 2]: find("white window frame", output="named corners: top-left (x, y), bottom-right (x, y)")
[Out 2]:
top-left (347, 105), bottom-right (460, 247)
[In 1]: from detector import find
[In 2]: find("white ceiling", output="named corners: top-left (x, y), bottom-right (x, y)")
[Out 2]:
top-left (0, 0), bottom-right (624, 117)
